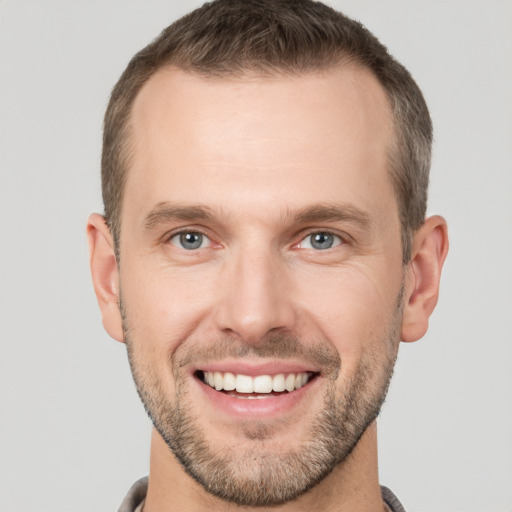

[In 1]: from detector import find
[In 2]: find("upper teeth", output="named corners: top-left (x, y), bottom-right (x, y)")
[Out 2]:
top-left (202, 371), bottom-right (311, 393)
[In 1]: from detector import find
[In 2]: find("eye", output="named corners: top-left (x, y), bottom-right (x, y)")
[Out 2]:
top-left (169, 231), bottom-right (211, 250)
top-left (300, 232), bottom-right (342, 250)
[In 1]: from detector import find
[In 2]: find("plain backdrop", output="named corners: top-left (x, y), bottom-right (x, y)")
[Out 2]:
top-left (1, 1), bottom-right (511, 511)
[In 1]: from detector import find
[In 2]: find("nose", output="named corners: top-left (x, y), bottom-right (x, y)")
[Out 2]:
top-left (214, 246), bottom-right (296, 344)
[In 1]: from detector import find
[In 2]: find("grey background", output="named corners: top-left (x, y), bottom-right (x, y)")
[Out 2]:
top-left (1, 1), bottom-right (511, 511)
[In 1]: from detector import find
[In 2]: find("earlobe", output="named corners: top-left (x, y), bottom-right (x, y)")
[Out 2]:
top-left (401, 215), bottom-right (449, 342)
top-left (87, 213), bottom-right (124, 343)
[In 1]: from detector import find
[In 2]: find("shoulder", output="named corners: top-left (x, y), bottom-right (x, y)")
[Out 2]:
top-left (381, 485), bottom-right (407, 512)
top-left (118, 476), bottom-right (148, 512)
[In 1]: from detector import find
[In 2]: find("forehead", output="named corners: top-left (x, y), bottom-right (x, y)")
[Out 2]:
top-left (125, 65), bottom-right (395, 228)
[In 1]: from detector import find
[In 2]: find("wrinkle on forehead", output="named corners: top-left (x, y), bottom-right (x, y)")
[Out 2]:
top-left (129, 64), bottom-right (393, 172)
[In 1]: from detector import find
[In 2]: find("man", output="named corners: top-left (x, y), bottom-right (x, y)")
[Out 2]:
top-left (87, 0), bottom-right (448, 510)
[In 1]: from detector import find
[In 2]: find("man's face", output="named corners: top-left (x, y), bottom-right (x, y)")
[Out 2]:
top-left (118, 66), bottom-right (404, 506)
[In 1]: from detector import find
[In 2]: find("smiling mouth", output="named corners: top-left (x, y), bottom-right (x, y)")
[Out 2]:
top-left (196, 370), bottom-right (318, 398)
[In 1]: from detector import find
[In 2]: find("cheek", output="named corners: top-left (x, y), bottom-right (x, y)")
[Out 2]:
top-left (120, 264), bottom-right (218, 351)
top-left (295, 264), bottom-right (401, 364)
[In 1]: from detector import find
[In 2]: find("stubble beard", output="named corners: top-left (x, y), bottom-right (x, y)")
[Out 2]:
top-left (122, 291), bottom-right (402, 507)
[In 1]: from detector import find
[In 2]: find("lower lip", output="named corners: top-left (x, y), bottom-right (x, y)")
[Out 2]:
top-left (195, 375), bottom-right (319, 418)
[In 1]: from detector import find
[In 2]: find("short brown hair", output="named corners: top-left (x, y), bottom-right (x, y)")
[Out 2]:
top-left (102, 0), bottom-right (432, 262)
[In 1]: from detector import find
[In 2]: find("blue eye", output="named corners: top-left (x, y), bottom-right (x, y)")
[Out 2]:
top-left (170, 232), bottom-right (210, 250)
top-left (301, 232), bottom-right (341, 250)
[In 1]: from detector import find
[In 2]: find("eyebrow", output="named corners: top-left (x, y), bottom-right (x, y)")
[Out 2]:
top-left (290, 203), bottom-right (372, 229)
top-left (142, 201), bottom-right (372, 231)
top-left (143, 202), bottom-right (216, 231)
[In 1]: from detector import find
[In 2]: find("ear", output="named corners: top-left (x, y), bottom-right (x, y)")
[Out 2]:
top-left (401, 215), bottom-right (449, 342)
top-left (87, 213), bottom-right (124, 343)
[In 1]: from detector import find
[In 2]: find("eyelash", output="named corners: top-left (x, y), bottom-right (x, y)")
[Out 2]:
top-left (166, 229), bottom-right (214, 250)
top-left (295, 230), bottom-right (345, 251)
top-left (165, 228), bottom-right (346, 252)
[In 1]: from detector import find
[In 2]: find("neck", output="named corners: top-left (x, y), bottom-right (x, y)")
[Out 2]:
top-left (144, 422), bottom-right (385, 512)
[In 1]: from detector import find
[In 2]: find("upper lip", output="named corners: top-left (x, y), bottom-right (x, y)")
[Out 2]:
top-left (192, 360), bottom-right (321, 377)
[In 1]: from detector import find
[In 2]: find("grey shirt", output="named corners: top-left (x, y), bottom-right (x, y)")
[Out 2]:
top-left (118, 477), bottom-right (406, 512)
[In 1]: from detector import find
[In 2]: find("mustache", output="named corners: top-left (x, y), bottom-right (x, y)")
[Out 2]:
top-left (173, 334), bottom-right (341, 379)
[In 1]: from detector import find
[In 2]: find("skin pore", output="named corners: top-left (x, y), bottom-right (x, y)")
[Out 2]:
top-left (88, 65), bottom-right (448, 511)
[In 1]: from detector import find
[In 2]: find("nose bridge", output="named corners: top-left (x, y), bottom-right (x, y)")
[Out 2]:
top-left (215, 241), bottom-right (294, 343)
